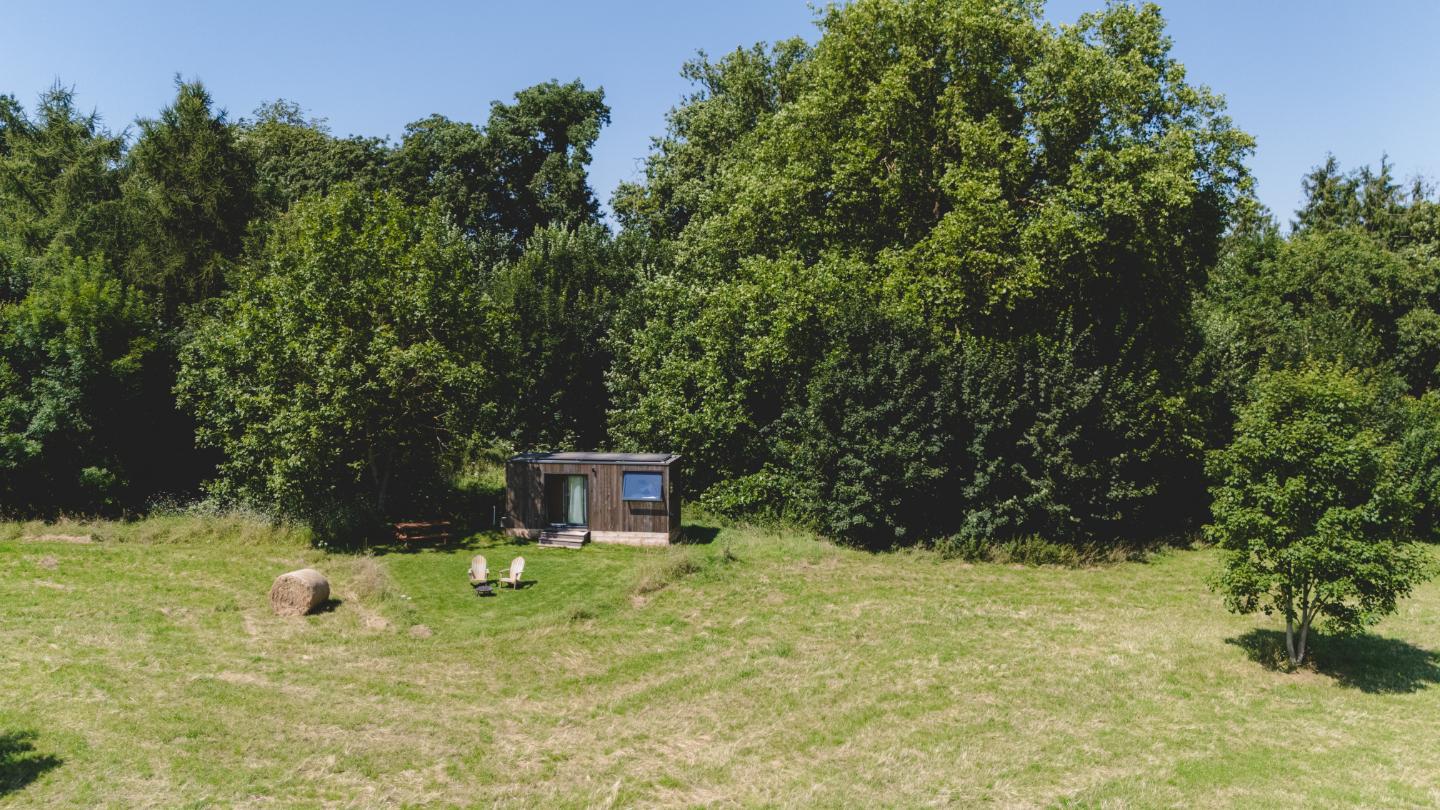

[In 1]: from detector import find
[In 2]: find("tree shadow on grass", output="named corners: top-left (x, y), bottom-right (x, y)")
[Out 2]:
top-left (0, 731), bottom-right (61, 797)
top-left (1227, 629), bottom-right (1440, 694)
top-left (675, 524), bottom-right (721, 545)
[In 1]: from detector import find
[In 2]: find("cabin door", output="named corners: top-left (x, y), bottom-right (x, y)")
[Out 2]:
top-left (545, 474), bottom-right (588, 526)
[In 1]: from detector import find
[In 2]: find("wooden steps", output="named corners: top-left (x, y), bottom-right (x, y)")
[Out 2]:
top-left (538, 525), bottom-right (589, 549)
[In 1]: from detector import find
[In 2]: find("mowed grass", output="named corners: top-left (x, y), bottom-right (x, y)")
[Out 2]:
top-left (2, 514), bottom-right (1439, 808)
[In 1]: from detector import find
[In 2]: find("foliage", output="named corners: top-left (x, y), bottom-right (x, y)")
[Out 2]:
top-left (0, 85), bottom-right (125, 294)
top-left (0, 253), bottom-right (157, 515)
top-left (1195, 157), bottom-right (1440, 552)
top-left (176, 188), bottom-right (497, 537)
top-left (611, 39), bottom-right (812, 239)
top-left (121, 79), bottom-right (257, 316)
top-left (1207, 365), bottom-right (1433, 665)
top-left (390, 80), bottom-right (610, 252)
top-left (611, 0), bottom-right (1249, 546)
top-left (1197, 217), bottom-right (1440, 413)
top-left (774, 311), bottom-right (961, 546)
top-left (0, 88), bottom-right (182, 515)
top-left (0, 75), bottom-right (618, 527)
top-left (489, 223), bottom-right (633, 449)
top-left (237, 99), bottom-right (388, 215)
top-left (1399, 391), bottom-right (1440, 541)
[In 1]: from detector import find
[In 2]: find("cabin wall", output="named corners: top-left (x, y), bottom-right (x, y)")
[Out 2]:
top-left (667, 467), bottom-right (681, 542)
top-left (505, 460), bottom-right (678, 544)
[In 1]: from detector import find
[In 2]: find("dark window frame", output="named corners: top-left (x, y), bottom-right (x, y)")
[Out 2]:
top-left (622, 471), bottom-right (664, 502)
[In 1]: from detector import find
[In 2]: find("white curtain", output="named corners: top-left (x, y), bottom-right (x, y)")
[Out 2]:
top-left (566, 475), bottom-right (587, 525)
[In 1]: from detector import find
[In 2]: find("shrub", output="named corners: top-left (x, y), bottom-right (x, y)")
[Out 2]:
top-left (0, 253), bottom-right (160, 516)
top-left (1399, 391), bottom-right (1440, 541)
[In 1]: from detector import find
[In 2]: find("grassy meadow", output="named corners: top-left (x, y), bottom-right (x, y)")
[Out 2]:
top-left (1, 513), bottom-right (1439, 807)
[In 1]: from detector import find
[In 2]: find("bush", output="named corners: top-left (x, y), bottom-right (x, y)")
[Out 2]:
top-left (777, 316), bottom-right (961, 547)
top-left (0, 253), bottom-right (160, 516)
top-left (770, 321), bottom-right (1200, 550)
top-left (1399, 390), bottom-right (1440, 541)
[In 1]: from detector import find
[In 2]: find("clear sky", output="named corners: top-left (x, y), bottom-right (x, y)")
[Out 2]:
top-left (3, 1), bottom-right (1437, 226)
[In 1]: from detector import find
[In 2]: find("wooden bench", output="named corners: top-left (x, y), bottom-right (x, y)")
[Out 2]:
top-left (393, 520), bottom-right (453, 544)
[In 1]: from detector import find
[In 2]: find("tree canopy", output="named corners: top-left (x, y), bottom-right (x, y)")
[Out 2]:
top-left (609, 0), bottom-right (1251, 546)
top-left (176, 188), bottom-right (497, 534)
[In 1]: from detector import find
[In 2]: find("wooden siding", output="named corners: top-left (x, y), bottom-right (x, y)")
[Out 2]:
top-left (505, 459), bottom-right (679, 538)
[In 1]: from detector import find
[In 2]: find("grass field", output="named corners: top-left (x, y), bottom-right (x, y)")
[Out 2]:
top-left (2, 513), bottom-right (1439, 808)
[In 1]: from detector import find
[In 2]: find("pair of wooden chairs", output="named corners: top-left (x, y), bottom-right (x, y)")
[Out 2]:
top-left (468, 555), bottom-right (524, 596)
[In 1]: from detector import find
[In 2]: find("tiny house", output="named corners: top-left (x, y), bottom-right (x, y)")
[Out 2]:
top-left (504, 452), bottom-right (681, 547)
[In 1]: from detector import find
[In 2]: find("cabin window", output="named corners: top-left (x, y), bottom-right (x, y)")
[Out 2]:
top-left (622, 472), bottom-right (663, 502)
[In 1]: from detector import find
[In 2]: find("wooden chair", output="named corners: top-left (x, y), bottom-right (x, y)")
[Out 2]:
top-left (499, 556), bottom-right (526, 589)
top-left (468, 555), bottom-right (494, 596)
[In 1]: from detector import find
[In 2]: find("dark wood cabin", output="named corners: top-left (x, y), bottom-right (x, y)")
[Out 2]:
top-left (504, 452), bottom-right (681, 547)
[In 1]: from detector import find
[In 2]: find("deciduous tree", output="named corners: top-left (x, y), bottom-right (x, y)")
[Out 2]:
top-left (1207, 366), bottom-right (1431, 666)
top-left (177, 187), bottom-right (497, 536)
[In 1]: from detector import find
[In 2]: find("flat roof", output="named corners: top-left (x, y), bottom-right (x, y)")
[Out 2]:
top-left (510, 451), bottom-right (680, 466)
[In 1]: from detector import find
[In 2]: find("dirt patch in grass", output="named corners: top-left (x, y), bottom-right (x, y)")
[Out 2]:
top-left (21, 534), bottom-right (92, 545)
top-left (360, 611), bottom-right (393, 631)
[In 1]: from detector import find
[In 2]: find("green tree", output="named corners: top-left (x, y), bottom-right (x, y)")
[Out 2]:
top-left (612, 0), bottom-right (1250, 545)
top-left (122, 79), bottom-right (256, 316)
top-left (481, 80), bottom-right (610, 239)
top-left (237, 99), bottom-right (388, 215)
top-left (1207, 366), bottom-right (1431, 667)
top-left (1196, 158), bottom-right (1440, 452)
top-left (176, 187), bottom-right (496, 536)
top-left (1398, 391), bottom-right (1440, 541)
top-left (0, 86), bottom-right (192, 515)
top-left (490, 223), bottom-right (632, 449)
top-left (390, 80), bottom-right (610, 251)
top-left (0, 252), bottom-right (157, 514)
top-left (0, 85), bottom-right (126, 295)
top-left (612, 40), bottom-right (811, 240)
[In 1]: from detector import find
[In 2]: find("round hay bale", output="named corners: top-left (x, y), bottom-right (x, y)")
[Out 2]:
top-left (269, 568), bottom-right (330, 617)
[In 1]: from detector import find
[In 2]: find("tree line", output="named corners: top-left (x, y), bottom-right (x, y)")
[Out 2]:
top-left (0, 75), bottom-right (621, 530)
top-left (2, 0), bottom-right (1437, 611)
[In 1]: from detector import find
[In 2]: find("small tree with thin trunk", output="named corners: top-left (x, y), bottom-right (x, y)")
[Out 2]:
top-left (1207, 365), bottom-right (1432, 667)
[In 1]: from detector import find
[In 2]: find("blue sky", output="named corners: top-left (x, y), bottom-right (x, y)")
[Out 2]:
top-left (3, 1), bottom-right (1437, 225)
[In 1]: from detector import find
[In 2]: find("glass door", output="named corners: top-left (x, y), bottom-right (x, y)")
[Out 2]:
top-left (562, 474), bottom-right (587, 526)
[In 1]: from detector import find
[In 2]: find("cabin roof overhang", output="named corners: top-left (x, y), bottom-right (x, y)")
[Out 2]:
top-left (509, 452), bottom-right (680, 466)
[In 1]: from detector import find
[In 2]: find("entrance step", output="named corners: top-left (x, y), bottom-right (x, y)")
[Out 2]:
top-left (538, 526), bottom-right (589, 549)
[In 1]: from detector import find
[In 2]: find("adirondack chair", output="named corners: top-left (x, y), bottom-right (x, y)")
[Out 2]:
top-left (468, 555), bottom-right (494, 596)
top-left (499, 556), bottom-right (525, 589)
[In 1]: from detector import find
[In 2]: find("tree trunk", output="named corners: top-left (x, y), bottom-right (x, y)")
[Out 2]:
top-left (1285, 613), bottom-right (1299, 667)
top-left (1296, 611), bottom-right (1313, 666)
top-left (367, 445), bottom-right (392, 515)
top-left (1292, 583), bottom-right (1315, 667)
top-left (1284, 592), bottom-right (1299, 667)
